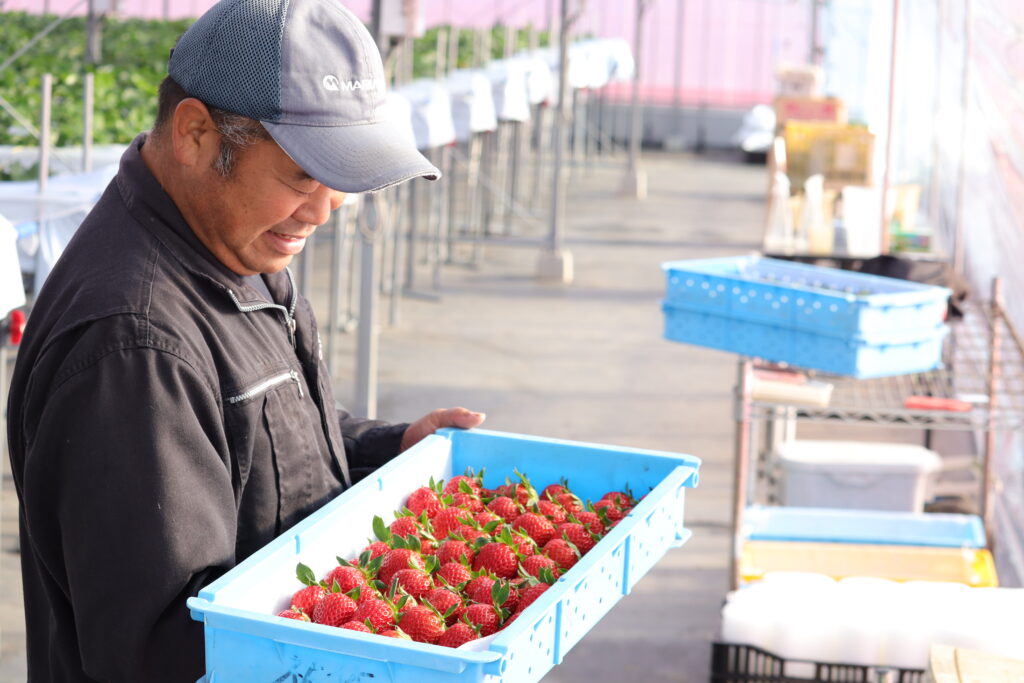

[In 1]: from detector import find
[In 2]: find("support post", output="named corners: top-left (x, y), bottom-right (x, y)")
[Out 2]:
top-left (38, 73), bottom-right (52, 194)
top-left (354, 195), bottom-right (384, 419)
top-left (620, 0), bottom-right (649, 198)
top-left (953, 0), bottom-right (973, 275)
top-left (538, 0), bottom-right (574, 284)
top-left (731, 358), bottom-right (753, 592)
top-left (879, 0), bottom-right (900, 255)
top-left (83, 71), bottom-right (94, 172)
top-left (982, 278), bottom-right (1002, 554)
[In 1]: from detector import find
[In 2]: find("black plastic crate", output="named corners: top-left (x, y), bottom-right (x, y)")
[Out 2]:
top-left (710, 642), bottom-right (926, 683)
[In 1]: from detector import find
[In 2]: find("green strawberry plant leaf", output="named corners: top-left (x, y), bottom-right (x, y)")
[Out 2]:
top-left (296, 562), bottom-right (317, 587)
top-left (372, 515), bottom-right (391, 543)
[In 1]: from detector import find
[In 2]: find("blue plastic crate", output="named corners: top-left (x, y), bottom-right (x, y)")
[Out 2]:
top-left (662, 256), bottom-right (950, 340)
top-left (743, 505), bottom-right (986, 549)
top-left (187, 428), bottom-right (701, 683)
top-left (662, 302), bottom-right (947, 378)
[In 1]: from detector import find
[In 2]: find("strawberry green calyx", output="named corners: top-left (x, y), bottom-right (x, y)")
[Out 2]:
top-left (296, 562), bottom-right (318, 587)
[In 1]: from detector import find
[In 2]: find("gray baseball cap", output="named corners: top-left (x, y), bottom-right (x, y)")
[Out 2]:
top-left (168, 0), bottom-right (439, 193)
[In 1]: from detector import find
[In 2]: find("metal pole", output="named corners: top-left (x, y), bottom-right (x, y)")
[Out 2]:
top-left (671, 0), bottom-right (685, 142)
top-left (163, 0), bottom-right (170, 20)
top-left (432, 145), bottom-right (451, 290)
top-left (447, 27), bottom-right (460, 73)
top-left (83, 72), bottom-right (94, 173)
top-left (982, 277), bottom-right (1002, 553)
top-left (86, 0), bottom-right (102, 64)
top-left (388, 186), bottom-right (403, 325)
top-left (435, 27), bottom-right (448, 80)
top-left (878, 0), bottom-right (900, 255)
top-left (299, 232), bottom-right (315, 301)
top-left (809, 0), bottom-right (824, 66)
top-left (621, 0), bottom-right (649, 198)
top-left (327, 206), bottom-right (347, 375)
top-left (953, 0), bottom-right (973, 275)
top-left (38, 73), bottom-right (52, 194)
top-left (354, 195), bottom-right (384, 419)
top-left (927, 0), bottom-right (946, 232)
top-left (404, 179), bottom-right (419, 291)
top-left (540, 0), bottom-right (572, 277)
top-left (731, 358), bottom-right (753, 592)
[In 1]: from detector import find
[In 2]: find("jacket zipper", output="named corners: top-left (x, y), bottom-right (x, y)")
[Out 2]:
top-left (226, 370), bottom-right (304, 404)
top-left (225, 268), bottom-right (299, 348)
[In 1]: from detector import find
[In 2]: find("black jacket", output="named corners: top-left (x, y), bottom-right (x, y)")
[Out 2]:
top-left (6, 135), bottom-right (406, 682)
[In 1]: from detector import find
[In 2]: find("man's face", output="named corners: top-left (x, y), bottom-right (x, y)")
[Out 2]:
top-left (190, 137), bottom-right (346, 275)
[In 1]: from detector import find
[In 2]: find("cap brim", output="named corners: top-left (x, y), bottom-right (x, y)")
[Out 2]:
top-left (262, 118), bottom-right (440, 194)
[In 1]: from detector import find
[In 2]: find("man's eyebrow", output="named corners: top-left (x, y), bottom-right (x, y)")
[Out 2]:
top-left (294, 169), bottom-right (316, 182)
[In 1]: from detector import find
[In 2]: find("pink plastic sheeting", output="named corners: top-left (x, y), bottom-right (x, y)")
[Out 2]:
top-left (4, 0), bottom-right (813, 109)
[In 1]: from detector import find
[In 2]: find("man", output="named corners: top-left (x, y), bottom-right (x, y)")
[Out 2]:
top-left (5, 0), bottom-right (483, 680)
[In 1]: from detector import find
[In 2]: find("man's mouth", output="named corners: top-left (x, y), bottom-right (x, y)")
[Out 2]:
top-left (265, 230), bottom-right (308, 255)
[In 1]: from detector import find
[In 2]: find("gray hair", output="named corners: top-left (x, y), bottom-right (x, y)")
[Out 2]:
top-left (208, 107), bottom-right (272, 178)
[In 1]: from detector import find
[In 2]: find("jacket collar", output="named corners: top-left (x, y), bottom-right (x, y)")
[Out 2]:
top-left (115, 134), bottom-right (290, 307)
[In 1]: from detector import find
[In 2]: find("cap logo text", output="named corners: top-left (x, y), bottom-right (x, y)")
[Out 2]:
top-left (321, 75), bottom-right (383, 93)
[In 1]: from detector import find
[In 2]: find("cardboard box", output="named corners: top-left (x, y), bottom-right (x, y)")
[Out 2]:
top-left (774, 96), bottom-right (847, 126)
top-left (929, 645), bottom-right (1024, 683)
top-left (776, 64), bottom-right (823, 98)
top-left (784, 121), bottom-right (875, 188)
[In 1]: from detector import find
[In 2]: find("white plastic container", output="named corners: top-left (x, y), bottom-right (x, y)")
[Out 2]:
top-left (776, 440), bottom-right (941, 512)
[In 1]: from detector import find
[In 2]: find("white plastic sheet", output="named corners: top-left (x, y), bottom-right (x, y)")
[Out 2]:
top-left (444, 69), bottom-right (497, 142)
top-left (390, 81), bottom-right (456, 150)
top-left (485, 59), bottom-right (531, 122)
top-left (0, 214), bottom-right (25, 317)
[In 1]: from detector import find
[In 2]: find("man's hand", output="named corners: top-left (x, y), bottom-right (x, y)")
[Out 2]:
top-left (400, 407), bottom-right (486, 451)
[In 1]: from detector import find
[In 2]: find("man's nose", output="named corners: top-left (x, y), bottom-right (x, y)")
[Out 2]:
top-left (295, 187), bottom-right (346, 226)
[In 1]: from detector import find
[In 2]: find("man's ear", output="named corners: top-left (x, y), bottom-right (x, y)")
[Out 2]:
top-left (170, 98), bottom-right (219, 168)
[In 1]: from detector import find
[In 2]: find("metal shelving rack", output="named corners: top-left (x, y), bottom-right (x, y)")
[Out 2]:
top-left (729, 279), bottom-right (1024, 590)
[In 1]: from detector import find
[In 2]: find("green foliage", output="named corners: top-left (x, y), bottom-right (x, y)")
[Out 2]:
top-left (0, 12), bottom-right (193, 148)
top-left (0, 12), bottom-right (550, 152)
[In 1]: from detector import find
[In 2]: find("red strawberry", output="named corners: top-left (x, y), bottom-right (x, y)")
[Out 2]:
top-left (436, 561), bottom-right (472, 588)
top-left (436, 539), bottom-right (474, 566)
top-left (389, 515), bottom-right (421, 539)
top-left (378, 548), bottom-right (424, 586)
top-left (324, 565), bottom-right (369, 593)
top-left (379, 629), bottom-right (408, 639)
top-left (312, 591), bottom-right (358, 627)
top-left (464, 603), bottom-right (501, 636)
top-left (516, 583), bottom-right (550, 613)
top-left (340, 620), bottom-right (372, 633)
top-left (431, 507), bottom-right (473, 539)
top-left (511, 531), bottom-right (537, 558)
top-left (436, 621), bottom-right (479, 648)
top-left (601, 491), bottom-right (633, 507)
top-left (574, 510), bottom-right (605, 534)
top-left (473, 542), bottom-right (518, 579)
top-left (277, 608), bottom-right (310, 621)
top-left (291, 585), bottom-right (326, 614)
top-left (456, 525), bottom-right (489, 544)
top-left (464, 576), bottom-right (517, 609)
top-left (451, 491), bottom-right (484, 512)
top-left (520, 554), bottom-right (559, 579)
top-left (512, 512), bottom-right (556, 546)
top-left (473, 511), bottom-right (501, 528)
top-left (557, 522), bottom-right (598, 554)
top-left (541, 483), bottom-right (569, 500)
top-left (360, 540), bottom-right (390, 561)
top-left (555, 492), bottom-right (583, 514)
top-left (444, 475), bottom-right (482, 496)
top-left (392, 568), bottom-right (433, 599)
top-left (543, 538), bottom-right (579, 570)
top-left (406, 486), bottom-right (443, 517)
top-left (487, 496), bottom-right (521, 522)
top-left (422, 587), bottom-right (462, 623)
top-left (463, 575), bottom-right (497, 604)
top-left (537, 500), bottom-right (567, 525)
top-left (352, 598), bottom-right (395, 632)
top-left (593, 498), bottom-right (625, 522)
top-left (399, 605), bottom-right (446, 644)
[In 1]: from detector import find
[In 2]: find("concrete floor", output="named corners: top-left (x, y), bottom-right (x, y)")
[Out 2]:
top-left (1, 149), bottom-right (767, 681)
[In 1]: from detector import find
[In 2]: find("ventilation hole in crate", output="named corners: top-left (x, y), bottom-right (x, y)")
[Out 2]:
top-left (764, 292), bottom-right (772, 300)
top-left (780, 295), bottom-right (789, 303)
top-left (686, 279), bottom-right (694, 287)
top-left (701, 282), bottom-right (709, 289)
top-left (813, 301), bottom-right (821, 309)
top-left (546, 648), bottom-right (552, 657)
top-left (717, 284), bottom-right (725, 291)
top-left (772, 302), bottom-right (780, 309)
top-left (747, 290), bottom-right (756, 297)
top-left (709, 291), bottom-right (717, 298)
top-left (739, 296), bottom-right (748, 303)
top-left (796, 298), bottom-right (805, 306)
top-left (733, 287), bottom-right (740, 294)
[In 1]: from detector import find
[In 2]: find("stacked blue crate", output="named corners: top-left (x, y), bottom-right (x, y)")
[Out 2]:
top-left (661, 256), bottom-right (951, 378)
